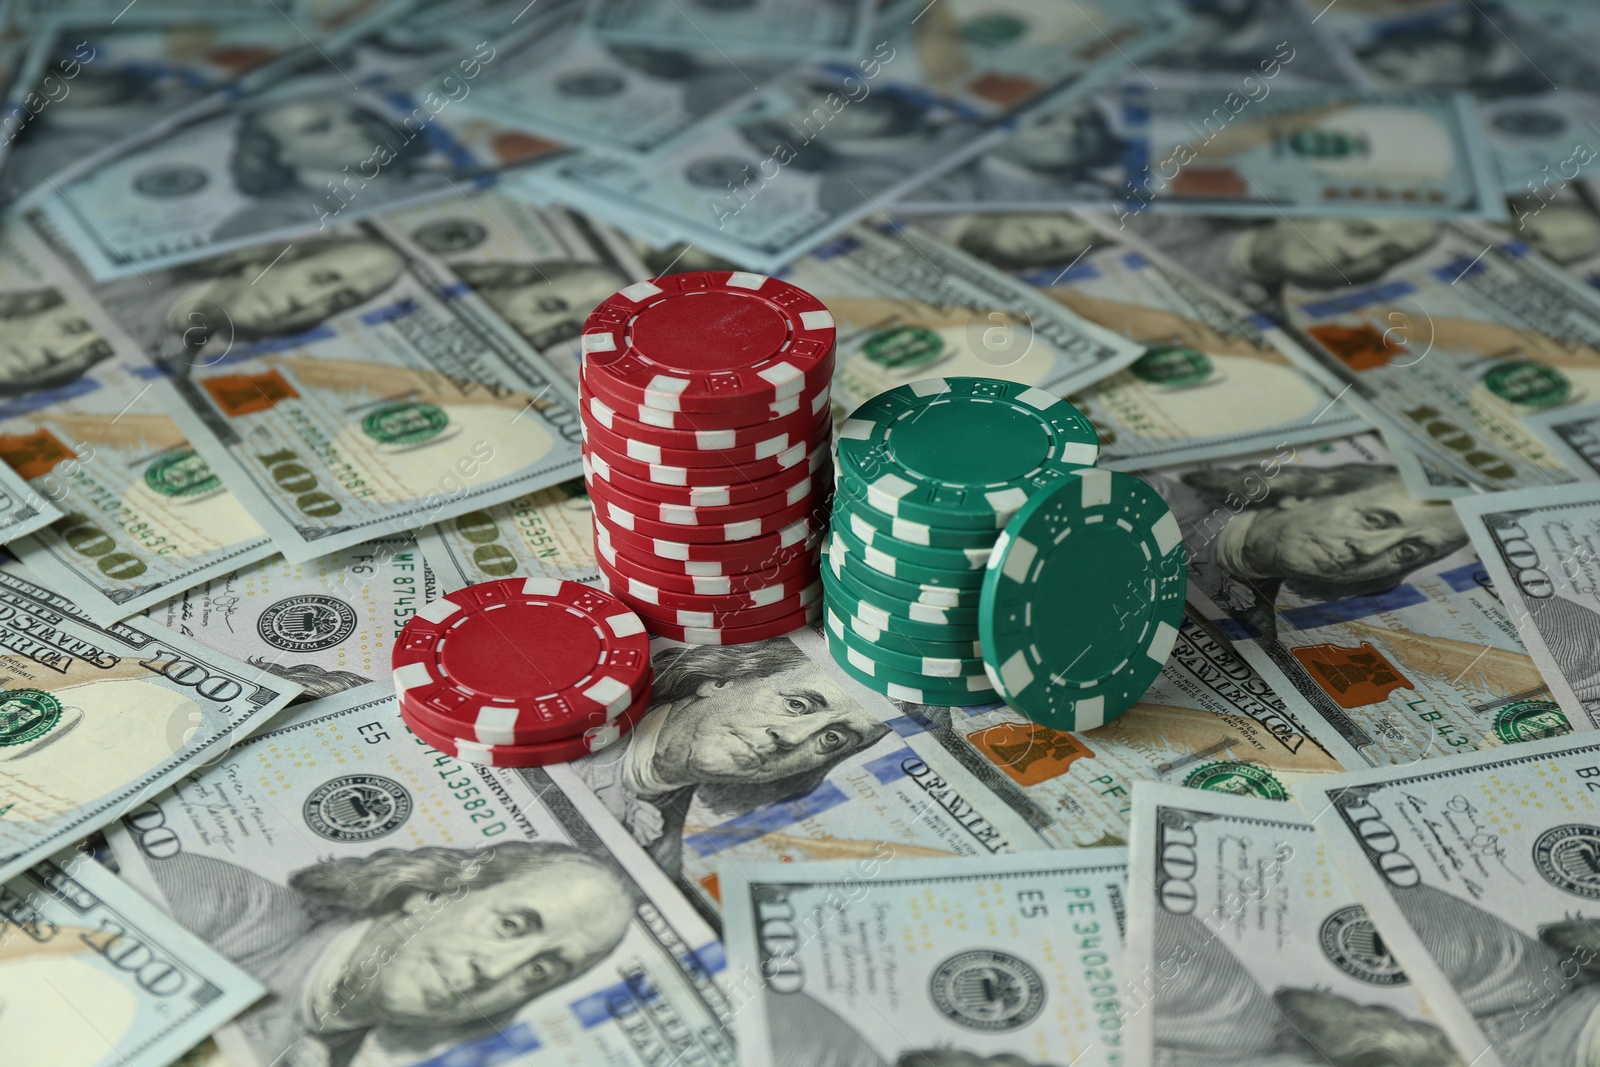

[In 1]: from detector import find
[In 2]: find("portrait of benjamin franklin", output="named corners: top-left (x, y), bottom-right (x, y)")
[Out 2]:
top-left (142, 841), bottom-right (635, 1067)
top-left (230, 99), bottom-right (432, 199)
top-left (0, 288), bottom-right (115, 398)
top-left (454, 260), bottom-right (630, 351)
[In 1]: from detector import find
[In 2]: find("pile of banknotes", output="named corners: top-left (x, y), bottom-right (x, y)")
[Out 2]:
top-left (8, 0), bottom-right (1600, 1065)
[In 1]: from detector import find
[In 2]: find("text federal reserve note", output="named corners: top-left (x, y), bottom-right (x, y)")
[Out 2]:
top-left (721, 850), bottom-right (1130, 1067)
top-left (107, 685), bottom-right (732, 1067)
top-left (1307, 734), bottom-right (1600, 1067)
top-left (3, 853), bottom-right (265, 1067)
top-left (1124, 784), bottom-right (1469, 1067)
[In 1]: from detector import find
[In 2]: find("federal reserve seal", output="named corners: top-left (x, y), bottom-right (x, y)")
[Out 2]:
top-left (304, 775), bottom-right (412, 841)
top-left (929, 950), bottom-right (1045, 1031)
top-left (1318, 904), bottom-right (1407, 986)
top-left (133, 164), bottom-right (207, 197)
top-left (1534, 824), bottom-right (1600, 899)
top-left (0, 688), bottom-right (63, 748)
top-left (257, 595), bottom-right (358, 653)
top-left (361, 400), bottom-right (450, 447)
top-left (1494, 699), bottom-right (1572, 744)
top-left (145, 448), bottom-right (222, 499)
top-left (1181, 761), bottom-right (1288, 801)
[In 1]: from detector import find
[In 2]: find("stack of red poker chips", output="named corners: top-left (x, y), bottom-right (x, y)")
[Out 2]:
top-left (391, 577), bottom-right (654, 767)
top-left (579, 270), bottom-right (835, 644)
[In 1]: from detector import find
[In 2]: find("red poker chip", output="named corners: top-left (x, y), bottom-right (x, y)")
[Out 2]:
top-left (399, 683), bottom-right (652, 767)
top-left (618, 578), bottom-right (823, 630)
top-left (585, 433), bottom-right (824, 487)
top-left (596, 528), bottom-right (818, 593)
top-left (581, 271), bottom-right (837, 414)
top-left (585, 443), bottom-right (828, 507)
top-left (594, 522), bottom-right (822, 578)
top-left (595, 512), bottom-right (824, 563)
top-left (590, 483), bottom-right (827, 544)
top-left (643, 600), bottom-right (823, 645)
top-left (596, 554), bottom-right (819, 612)
top-left (580, 360), bottom-right (829, 431)
top-left (585, 461), bottom-right (827, 527)
top-left (391, 577), bottom-right (652, 745)
top-left (585, 388), bottom-right (829, 452)
top-left (582, 405), bottom-right (830, 469)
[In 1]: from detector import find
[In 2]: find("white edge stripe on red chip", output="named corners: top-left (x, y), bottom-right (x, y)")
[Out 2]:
top-left (418, 598), bottom-right (460, 624)
top-left (726, 272), bottom-right (766, 290)
top-left (620, 281), bottom-right (662, 301)
top-left (582, 332), bottom-right (617, 353)
top-left (605, 611), bottom-right (645, 638)
top-left (393, 661), bottom-right (434, 692)
top-left (584, 676), bottom-right (633, 714)
top-left (522, 576), bottom-right (562, 596)
top-left (800, 310), bottom-right (834, 330)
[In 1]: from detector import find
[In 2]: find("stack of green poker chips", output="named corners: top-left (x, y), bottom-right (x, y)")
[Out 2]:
top-left (822, 376), bottom-right (1100, 706)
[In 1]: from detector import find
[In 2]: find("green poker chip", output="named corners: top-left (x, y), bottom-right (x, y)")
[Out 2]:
top-left (831, 508), bottom-right (988, 587)
top-left (826, 631), bottom-right (998, 706)
top-left (825, 596), bottom-right (984, 659)
top-left (980, 468), bottom-right (1186, 731)
top-left (825, 543), bottom-right (980, 626)
top-left (823, 564), bottom-right (984, 645)
top-left (836, 476), bottom-right (1002, 549)
top-left (829, 534), bottom-right (984, 609)
top-left (838, 503), bottom-right (993, 572)
top-left (835, 377), bottom-right (1098, 531)
top-left (826, 608), bottom-right (986, 681)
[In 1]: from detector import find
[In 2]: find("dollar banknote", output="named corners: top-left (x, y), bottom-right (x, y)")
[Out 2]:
top-left (143, 537), bottom-right (436, 700)
top-left (1498, 184), bottom-right (1600, 295)
top-left (1142, 0), bottom-right (1361, 86)
top-left (1317, 0), bottom-right (1600, 196)
top-left (1123, 783), bottom-right (1470, 1067)
top-left (4, 851), bottom-right (266, 1067)
top-left (382, 190), bottom-right (649, 392)
top-left (0, 220), bottom-right (273, 622)
top-left (1454, 482), bottom-right (1600, 732)
top-left (1123, 213), bottom-right (1600, 495)
top-left (1524, 401), bottom-right (1600, 478)
top-left (587, 0), bottom-right (877, 61)
top-left (721, 849), bottom-right (1130, 1067)
top-left (0, 564), bottom-right (300, 884)
top-left (899, 84), bottom-right (1503, 219)
top-left (1144, 431), bottom-right (1566, 767)
top-left (886, 613), bottom-right (1346, 849)
top-left (1305, 733), bottom-right (1600, 1067)
top-left (912, 210), bottom-right (1367, 468)
top-left (23, 0), bottom-right (283, 22)
top-left (520, 0), bottom-right (1176, 271)
top-left (43, 216), bottom-right (586, 562)
top-left (106, 684), bottom-right (733, 1067)
top-left (1387, 436), bottom-right (1476, 500)
top-left (418, 476), bottom-right (600, 590)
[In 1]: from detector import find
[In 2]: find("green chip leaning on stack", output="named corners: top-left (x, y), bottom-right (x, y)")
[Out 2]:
top-left (822, 376), bottom-right (1099, 706)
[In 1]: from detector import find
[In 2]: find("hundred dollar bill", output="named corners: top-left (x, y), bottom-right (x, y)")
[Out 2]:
top-left (1122, 213), bottom-right (1600, 494)
top-left (3, 853), bottom-right (265, 1067)
top-left (1454, 482), bottom-right (1600, 730)
top-left (1123, 784), bottom-right (1470, 1067)
top-left (20, 0), bottom-right (283, 22)
top-left (383, 191), bottom-right (649, 392)
top-left (0, 564), bottom-right (299, 884)
top-left (418, 475), bottom-right (601, 590)
top-left (587, 0), bottom-right (876, 61)
top-left (520, 0), bottom-right (1176, 271)
top-left (0, 22), bottom-right (303, 206)
top-left (1316, 0), bottom-right (1600, 197)
top-left (1144, 431), bottom-right (1566, 767)
top-left (45, 217), bottom-right (585, 562)
top-left (1498, 185), bottom-right (1600, 295)
top-left (553, 626), bottom-right (1046, 916)
top-left (1525, 401), bottom-right (1600, 479)
top-left (1388, 435), bottom-right (1476, 500)
top-left (721, 849), bottom-right (1130, 1067)
top-left (913, 211), bottom-right (1366, 468)
top-left (888, 613), bottom-right (1347, 849)
top-left (0, 460), bottom-right (57, 547)
top-left (106, 684), bottom-right (733, 1067)
top-left (463, 1), bottom-right (780, 158)
top-left (1142, 0), bottom-right (1361, 86)
top-left (34, 65), bottom-right (507, 281)
top-left (0, 221), bottom-right (273, 621)
top-left (143, 537), bottom-right (435, 701)
top-left (1305, 733), bottom-right (1600, 1067)
top-left (900, 84), bottom-right (1503, 219)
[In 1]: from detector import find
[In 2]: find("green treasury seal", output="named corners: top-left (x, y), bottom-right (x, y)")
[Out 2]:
top-left (1182, 760), bottom-right (1289, 800)
top-left (1494, 699), bottom-right (1571, 744)
top-left (361, 401), bottom-right (450, 447)
top-left (0, 688), bottom-right (64, 748)
top-left (144, 448), bottom-right (222, 498)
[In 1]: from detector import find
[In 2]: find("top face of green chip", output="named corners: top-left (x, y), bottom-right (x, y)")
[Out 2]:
top-left (835, 377), bottom-right (1099, 529)
top-left (979, 467), bottom-right (1187, 732)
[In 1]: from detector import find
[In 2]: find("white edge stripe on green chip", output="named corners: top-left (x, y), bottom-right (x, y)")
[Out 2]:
top-left (1152, 511), bottom-right (1181, 556)
top-left (605, 611), bottom-right (645, 638)
top-left (581, 332), bottom-right (616, 353)
top-left (865, 543), bottom-right (895, 575)
top-left (840, 418), bottom-right (872, 441)
top-left (621, 281), bottom-right (662, 301)
top-left (727, 271), bottom-right (766, 289)
top-left (922, 657), bottom-right (964, 677)
top-left (893, 515), bottom-right (931, 544)
top-left (1080, 468), bottom-right (1112, 507)
top-left (800, 310), bottom-right (834, 329)
top-left (846, 646), bottom-right (874, 675)
top-left (1001, 534), bottom-right (1035, 584)
top-left (1148, 620), bottom-right (1179, 663)
top-left (870, 472), bottom-right (914, 502)
top-left (584, 676), bottom-right (632, 713)
top-left (909, 377), bottom-right (949, 397)
top-left (857, 600), bottom-right (890, 628)
top-left (986, 529), bottom-right (1012, 571)
top-left (826, 609), bottom-right (844, 639)
top-left (1060, 441), bottom-right (1098, 466)
top-left (1017, 386), bottom-right (1055, 410)
top-left (393, 661), bottom-right (434, 692)
top-left (1073, 695), bottom-right (1106, 731)
top-left (998, 650), bottom-right (1034, 698)
top-left (907, 602), bottom-right (950, 625)
top-left (418, 598), bottom-right (460, 624)
top-left (987, 486), bottom-right (1028, 517)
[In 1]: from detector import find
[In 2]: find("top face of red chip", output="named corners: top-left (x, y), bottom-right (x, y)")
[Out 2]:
top-left (580, 271), bottom-right (836, 414)
top-left (391, 577), bottom-right (652, 742)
